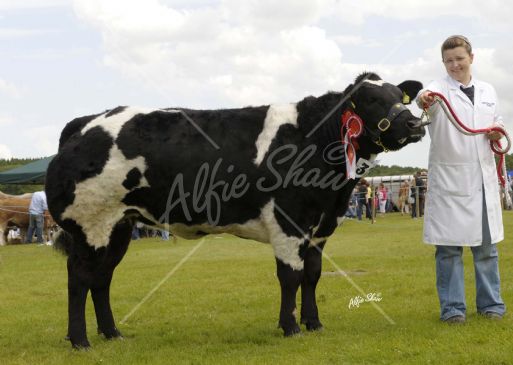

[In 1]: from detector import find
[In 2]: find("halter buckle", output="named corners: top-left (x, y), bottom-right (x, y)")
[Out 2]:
top-left (378, 118), bottom-right (391, 132)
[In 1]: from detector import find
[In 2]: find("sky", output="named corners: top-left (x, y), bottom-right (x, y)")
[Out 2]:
top-left (1, 0), bottom-right (512, 168)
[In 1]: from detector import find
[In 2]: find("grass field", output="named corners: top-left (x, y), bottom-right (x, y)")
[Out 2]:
top-left (1, 212), bottom-right (513, 365)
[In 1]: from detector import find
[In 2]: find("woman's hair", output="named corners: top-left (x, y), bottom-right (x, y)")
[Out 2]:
top-left (441, 35), bottom-right (472, 56)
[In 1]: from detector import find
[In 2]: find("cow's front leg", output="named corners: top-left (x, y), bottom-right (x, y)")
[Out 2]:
top-left (276, 258), bottom-right (303, 336)
top-left (300, 241), bottom-right (325, 331)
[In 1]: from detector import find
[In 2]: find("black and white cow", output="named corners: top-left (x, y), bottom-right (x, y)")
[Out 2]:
top-left (46, 72), bottom-right (425, 349)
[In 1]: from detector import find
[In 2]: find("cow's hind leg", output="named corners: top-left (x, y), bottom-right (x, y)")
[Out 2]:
top-left (276, 259), bottom-right (303, 336)
top-left (300, 241), bottom-right (325, 331)
top-left (91, 221), bottom-right (132, 340)
top-left (67, 254), bottom-right (92, 349)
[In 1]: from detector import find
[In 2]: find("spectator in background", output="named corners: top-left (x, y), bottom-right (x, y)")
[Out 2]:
top-left (26, 191), bottom-right (48, 244)
top-left (160, 230), bottom-right (170, 240)
top-left (345, 188), bottom-right (358, 219)
top-left (377, 183), bottom-right (387, 215)
top-left (132, 223), bottom-right (141, 240)
top-left (366, 183), bottom-right (372, 219)
top-left (356, 181), bottom-right (368, 221)
top-left (410, 182), bottom-right (417, 219)
top-left (398, 180), bottom-right (410, 215)
top-left (414, 171), bottom-right (426, 217)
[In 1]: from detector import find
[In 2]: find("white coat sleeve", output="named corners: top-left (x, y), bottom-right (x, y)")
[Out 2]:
top-left (415, 79), bottom-right (444, 118)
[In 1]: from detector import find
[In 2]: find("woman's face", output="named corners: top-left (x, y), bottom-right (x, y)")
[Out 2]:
top-left (442, 46), bottom-right (473, 84)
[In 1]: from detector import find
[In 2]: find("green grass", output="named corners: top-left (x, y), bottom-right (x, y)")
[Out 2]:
top-left (1, 212), bottom-right (513, 364)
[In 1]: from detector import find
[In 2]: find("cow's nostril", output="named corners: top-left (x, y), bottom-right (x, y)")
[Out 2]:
top-left (406, 118), bottom-right (426, 138)
top-left (407, 119), bottom-right (422, 129)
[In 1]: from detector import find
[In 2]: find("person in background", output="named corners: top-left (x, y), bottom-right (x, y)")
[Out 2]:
top-left (377, 183), bottom-right (387, 215)
top-left (410, 181), bottom-right (418, 219)
top-left (26, 191), bottom-right (48, 244)
top-left (356, 181), bottom-right (368, 221)
top-left (414, 171), bottom-right (426, 217)
top-left (345, 188), bottom-right (358, 219)
top-left (398, 180), bottom-right (410, 215)
top-left (132, 223), bottom-right (141, 240)
top-left (366, 183), bottom-right (372, 219)
top-left (160, 230), bottom-right (170, 240)
top-left (417, 35), bottom-right (506, 323)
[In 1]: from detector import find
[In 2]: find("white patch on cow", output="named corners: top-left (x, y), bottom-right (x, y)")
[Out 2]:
top-left (167, 219), bottom-right (269, 243)
top-left (254, 103), bottom-right (298, 166)
top-left (336, 216), bottom-right (345, 226)
top-left (61, 145), bottom-right (150, 249)
top-left (310, 236), bottom-right (327, 247)
top-left (261, 199), bottom-right (305, 271)
top-left (82, 107), bottom-right (157, 139)
top-left (161, 199), bottom-right (306, 269)
top-left (364, 79), bottom-right (385, 87)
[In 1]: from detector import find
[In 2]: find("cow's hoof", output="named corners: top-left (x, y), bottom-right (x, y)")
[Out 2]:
top-left (282, 324), bottom-right (301, 337)
top-left (306, 321), bottom-right (323, 332)
top-left (98, 327), bottom-right (123, 340)
top-left (71, 339), bottom-right (91, 350)
top-left (301, 318), bottom-right (324, 332)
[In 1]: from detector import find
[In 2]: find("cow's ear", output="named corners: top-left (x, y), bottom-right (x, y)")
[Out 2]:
top-left (397, 80), bottom-right (423, 105)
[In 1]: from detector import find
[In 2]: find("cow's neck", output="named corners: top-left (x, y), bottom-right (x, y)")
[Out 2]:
top-left (309, 93), bottom-right (377, 159)
top-left (297, 92), bottom-right (347, 150)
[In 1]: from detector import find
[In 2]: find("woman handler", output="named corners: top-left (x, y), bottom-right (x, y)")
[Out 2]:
top-left (417, 35), bottom-right (506, 323)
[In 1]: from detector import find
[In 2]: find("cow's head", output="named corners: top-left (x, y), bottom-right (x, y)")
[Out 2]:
top-left (345, 72), bottom-right (425, 153)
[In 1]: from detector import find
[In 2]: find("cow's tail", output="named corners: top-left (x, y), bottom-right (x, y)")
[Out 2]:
top-left (52, 229), bottom-right (73, 256)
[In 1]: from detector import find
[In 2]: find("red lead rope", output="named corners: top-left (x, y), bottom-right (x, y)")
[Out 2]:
top-left (424, 91), bottom-right (511, 187)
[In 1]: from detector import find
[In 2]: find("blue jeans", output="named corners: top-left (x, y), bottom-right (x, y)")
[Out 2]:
top-left (435, 190), bottom-right (505, 320)
top-left (435, 243), bottom-right (505, 320)
top-left (26, 214), bottom-right (44, 243)
top-left (356, 200), bottom-right (365, 220)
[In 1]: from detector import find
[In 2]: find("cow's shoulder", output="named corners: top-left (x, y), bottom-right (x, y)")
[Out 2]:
top-left (59, 111), bottom-right (108, 149)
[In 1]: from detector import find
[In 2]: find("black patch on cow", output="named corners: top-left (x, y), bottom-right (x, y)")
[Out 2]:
top-left (46, 126), bottom-right (114, 223)
top-left (298, 240), bottom-right (309, 260)
top-left (122, 168), bottom-right (142, 190)
top-left (106, 106), bottom-right (127, 118)
top-left (116, 107), bottom-right (271, 226)
top-left (58, 114), bottom-right (102, 150)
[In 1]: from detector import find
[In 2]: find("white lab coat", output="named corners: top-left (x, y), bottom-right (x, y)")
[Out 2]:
top-left (417, 75), bottom-right (504, 246)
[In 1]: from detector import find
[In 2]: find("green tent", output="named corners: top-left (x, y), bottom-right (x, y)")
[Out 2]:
top-left (0, 156), bottom-right (54, 184)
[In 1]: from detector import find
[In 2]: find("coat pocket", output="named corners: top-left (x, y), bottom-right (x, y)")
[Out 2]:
top-left (431, 163), bottom-right (474, 197)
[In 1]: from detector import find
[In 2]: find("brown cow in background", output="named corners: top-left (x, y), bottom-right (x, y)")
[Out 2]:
top-left (0, 192), bottom-right (56, 245)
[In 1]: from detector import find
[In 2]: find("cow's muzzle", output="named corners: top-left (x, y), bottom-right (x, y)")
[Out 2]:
top-left (406, 118), bottom-right (426, 139)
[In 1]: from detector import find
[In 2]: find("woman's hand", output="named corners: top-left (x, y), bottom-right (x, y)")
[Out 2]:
top-left (418, 91), bottom-right (435, 108)
top-left (486, 124), bottom-right (503, 141)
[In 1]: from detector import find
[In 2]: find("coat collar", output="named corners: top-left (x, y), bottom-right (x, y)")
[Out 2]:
top-left (445, 75), bottom-right (479, 106)
top-left (445, 74), bottom-right (484, 91)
